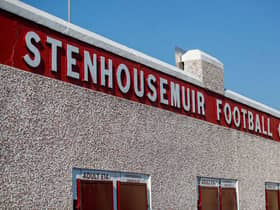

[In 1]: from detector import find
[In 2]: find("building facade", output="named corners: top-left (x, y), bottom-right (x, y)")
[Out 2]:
top-left (0, 0), bottom-right (280, 209)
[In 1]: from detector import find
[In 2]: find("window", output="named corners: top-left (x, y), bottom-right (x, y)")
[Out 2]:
top-left (197, 177), bottom-right (238, 210)
top-left (72, 168), bottom-right (151, 210)
top-left (265, 182), bottom-right (280, 210)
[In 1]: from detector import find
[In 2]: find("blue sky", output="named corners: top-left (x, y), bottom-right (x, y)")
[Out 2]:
top-left (22, 0), bottom-right (280, 110)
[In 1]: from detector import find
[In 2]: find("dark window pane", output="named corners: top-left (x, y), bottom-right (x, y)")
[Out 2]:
top-left (221, 188), bottom-right (237, 210)
top-left (118, 182), bottom-right (147, 210)
top-left (80, 180), bottom-right (113, 210)
top-left (266, 190), bottom-right (279, 210)
top-left (199, 186), bottom-right (219, 210)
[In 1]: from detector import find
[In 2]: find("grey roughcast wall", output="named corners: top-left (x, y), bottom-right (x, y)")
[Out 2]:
top-left (1, 65), bottom-right (280, 209)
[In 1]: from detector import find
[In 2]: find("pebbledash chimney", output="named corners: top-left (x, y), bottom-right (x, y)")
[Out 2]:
top-left (176, 49), bottom-right (224, 95)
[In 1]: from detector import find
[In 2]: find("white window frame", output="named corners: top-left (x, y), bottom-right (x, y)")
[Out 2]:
top-left (72, 168), bottom-right (152, 210)
top-left (197, 177), bottom-right (239, 210)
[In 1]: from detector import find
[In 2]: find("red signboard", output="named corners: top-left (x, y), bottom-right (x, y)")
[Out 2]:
top-left (0, 9), bottom-right (279, 142)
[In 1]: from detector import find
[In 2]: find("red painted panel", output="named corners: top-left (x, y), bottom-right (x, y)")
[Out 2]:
top-left (118, 182), bottom-right (148, 210)
top-left (0, 9), bottom-right (279, 142)
top-left (0, 11), bottom-right (18, 66)
top-left (79, 180), bottom-right (114, 210)
top-left (76, 179), bottom-right (81, 209)
top-left (221, 188), bottom-right (237, 210)
top-left (266, 190), bottom-right (279, 210)
top-left (198, 185), bottom-right (202, 210)
top-left (199, 186), bottom-right (219, 210)
top-left (266, 189), bottom-right (269, 210)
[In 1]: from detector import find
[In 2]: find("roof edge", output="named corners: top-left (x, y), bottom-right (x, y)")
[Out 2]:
top-left (225, 89), bottom-right (280, 118)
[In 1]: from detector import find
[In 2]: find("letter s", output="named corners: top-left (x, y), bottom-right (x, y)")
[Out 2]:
top-left (24, 31), bottom-right (41, 68)
top-left (147, 74), bottom-right (157, 102)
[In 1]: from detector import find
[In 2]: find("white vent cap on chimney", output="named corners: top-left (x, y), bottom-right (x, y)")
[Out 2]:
top-left (181, 49), bottom-right (224, 69)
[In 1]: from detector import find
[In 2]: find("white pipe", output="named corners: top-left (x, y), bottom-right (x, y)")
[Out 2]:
top-left (68, 0), bottom-right (70, 22)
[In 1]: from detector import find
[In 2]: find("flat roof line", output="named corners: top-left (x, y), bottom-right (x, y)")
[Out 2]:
top-left (225, 89), bottom-right (280, 118)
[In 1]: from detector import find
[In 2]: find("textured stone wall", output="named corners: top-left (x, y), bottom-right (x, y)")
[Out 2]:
top-left (184, 59), bottom-right (224, 95)
top-left (202, 61), bottom-right (224, 95)
top-left (0, 65), bottom-right (279, 209)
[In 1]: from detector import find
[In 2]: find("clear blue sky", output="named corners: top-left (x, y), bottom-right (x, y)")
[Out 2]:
top-left (22, 0), bottom-right (280, 110)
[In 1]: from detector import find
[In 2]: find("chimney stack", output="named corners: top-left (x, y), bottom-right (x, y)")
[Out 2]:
top-left (176, 49), bottom-right (224, 95)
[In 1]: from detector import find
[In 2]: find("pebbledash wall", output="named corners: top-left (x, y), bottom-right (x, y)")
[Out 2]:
top-left (0, 0), bottom-right (280, 209)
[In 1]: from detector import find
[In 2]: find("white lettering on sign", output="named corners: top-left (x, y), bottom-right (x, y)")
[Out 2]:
top-left (160, 78), bottom-right (168, 105)
top-left (21, 30), bottom-right (279, 141)
top-left (46, 36), bottom-right (62, 72)
top-left (67, 44), bottom-right (79, 79)
top-left (24, 31), bottom-right (41, 68)
top-left (268, 119), bottom-right (273, 137)
top-left (83, 51), bottom-right (97, 84)
top-left (100, 56), bottom-right (113, 88)
top-left (22, 32), bottom-right (206, 117)
top-left (215, 99), bottom-right (274, 138)
top-left (262, 116), bottom-right (267, 135)
top-left (133, 68), bottom-right (144, 98)
top-left (197, 92), bottom-right (205, 115)
top-left (241, 108), bottom-right (247, 129)
top-left (182, 87), bottom-right (191, 112)
top-left (216, 99), bottom-right (222, 121)
top-left (255, 114), bottom-right (261, 134)
top-left (248, 111), bottom-right (254, 131)
top-left (224, 103), bottom-right (232, 125)
top-left (170, 82), bottom-right (181, 108)
top-left (200, 178), bottom-right (219, 187)
top-left (117, 63), bottom-right (131, 93)
top-left (192, 90), bottom-right (196, 113)
top-left (170, 82), bottom-right (180, 108)
top-left (233, 106), bottom-right (241, 127)
top-left (147, 74), bottom-right (157, 102)
top-left (82, 172), bottom-right (110, 180)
